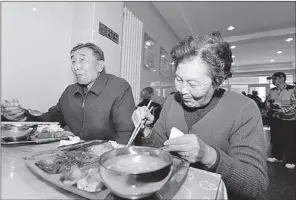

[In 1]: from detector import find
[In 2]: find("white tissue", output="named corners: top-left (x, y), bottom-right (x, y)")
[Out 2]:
top-left (109, 141), bottom-right (124, 148)
top-left (169, 127), bottom-right (184, 139)
top-left (58, 136), bottom-right (81, 147)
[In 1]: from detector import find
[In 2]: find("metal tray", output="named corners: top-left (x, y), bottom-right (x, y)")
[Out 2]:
top-left (1, 122), bottom-right (69, 146)
top-left (1, 122), bottom-right (59, 125)
top-left (1, 136), bottom-right (69, 146)
top-left (24, 141), bottom-right (189, 200)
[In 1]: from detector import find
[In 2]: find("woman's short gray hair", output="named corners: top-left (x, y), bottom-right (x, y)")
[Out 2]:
top-left (170, 31), bottom-right (233, 87)
top-left (140, 87), bottom-right (155, 100)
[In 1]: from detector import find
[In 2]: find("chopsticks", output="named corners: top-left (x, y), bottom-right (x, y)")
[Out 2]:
top-left (127, 100), bottom-right (153, 146)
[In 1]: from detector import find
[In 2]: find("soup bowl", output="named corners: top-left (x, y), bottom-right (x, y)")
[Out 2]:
top-left (99, 146), bottom-right (173, 199)
top-left (1, 123), bottom-right (37, 142)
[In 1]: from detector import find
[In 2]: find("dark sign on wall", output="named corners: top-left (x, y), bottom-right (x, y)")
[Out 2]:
top-left (99, 22), bottom-right (119, 44)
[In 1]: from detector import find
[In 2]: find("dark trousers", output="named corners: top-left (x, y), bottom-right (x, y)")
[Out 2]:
top-left (281, 120), bottom-right (296, 164)
top-left (269, 118), bottom-right (284, 160)
top-left (269, 118), bottom-right (296, 163)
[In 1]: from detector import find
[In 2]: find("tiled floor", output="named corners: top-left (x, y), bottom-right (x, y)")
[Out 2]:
top-left (267, 162), bottom-right (296, 200)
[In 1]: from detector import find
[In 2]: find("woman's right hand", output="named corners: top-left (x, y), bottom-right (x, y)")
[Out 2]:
top-left (1, 99), bottom-right (26, 121)
top-left (132, 106), bottom-right (154, 128)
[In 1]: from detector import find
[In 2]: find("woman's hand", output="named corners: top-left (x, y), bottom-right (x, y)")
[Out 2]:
top-left (163, 134), bottom-right (217, 166)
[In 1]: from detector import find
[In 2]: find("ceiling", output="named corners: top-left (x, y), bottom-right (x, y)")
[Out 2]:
top-left (153, 1), bottom-right (295, 72)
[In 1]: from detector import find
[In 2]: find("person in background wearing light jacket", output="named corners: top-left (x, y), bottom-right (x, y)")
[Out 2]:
top-left (266, 72), bottom-right (296, 169)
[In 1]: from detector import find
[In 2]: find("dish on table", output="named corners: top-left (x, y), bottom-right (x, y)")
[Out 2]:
top-left (1, 122), bottom-right (73, 144)
top-left (25, 141), bottom-right (187, 199)
top-left (33, 141), bottom-right (118, 192)
top-left (99, 146), bottom-right (173, 199)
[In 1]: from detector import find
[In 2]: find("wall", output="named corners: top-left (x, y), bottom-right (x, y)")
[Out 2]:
top-left (70, 2), bottom-right (124, 76)
top-left (125, 2), bottom-right (180, 93)
top-left (92, 2), bottom-right (124, 77)
top-left (1, 2), bottom-right (74, 112)
top-left (1, 2), bottom-right (124, 112)
top-left (70, 2), bottom-right (94, 46)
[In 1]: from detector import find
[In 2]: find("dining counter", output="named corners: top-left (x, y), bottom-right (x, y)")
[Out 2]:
top-left (1, 142), bottom-right (227, 199)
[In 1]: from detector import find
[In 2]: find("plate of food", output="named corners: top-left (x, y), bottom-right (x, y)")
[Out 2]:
top-left (1, 122), bottom-right (73, 145)
top-left (24, 140), bottom-right (119, 199)
top-left (24, 140), bottom-right (189, 200)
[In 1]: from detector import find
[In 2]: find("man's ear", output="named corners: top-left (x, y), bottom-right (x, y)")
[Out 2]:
top-left (96, 60), bottom-right (105, 73)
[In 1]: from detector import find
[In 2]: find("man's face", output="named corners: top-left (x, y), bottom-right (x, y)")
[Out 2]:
top-left (174, 58), bottom-right (214, 108)
top-left (271, 76), bottom-right (284, 86)
top-left (70, 47), bottom-right (102, 85)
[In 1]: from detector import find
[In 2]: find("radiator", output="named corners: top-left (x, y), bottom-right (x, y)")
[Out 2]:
top-left (120, 7), bottom-right (143, 105)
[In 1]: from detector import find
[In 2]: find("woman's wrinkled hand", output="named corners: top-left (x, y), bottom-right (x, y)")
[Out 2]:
top-left (162, 134), bottom-right (208, 163)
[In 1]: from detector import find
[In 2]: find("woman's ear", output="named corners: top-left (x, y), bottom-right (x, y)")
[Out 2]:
top-left (96, 60), bottom-right (105, 73)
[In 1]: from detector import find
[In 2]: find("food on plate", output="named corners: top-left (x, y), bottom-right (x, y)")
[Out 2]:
top-left (88, 142), bottom-right (114, 157)
top-left (77, 167), bottom-right (104, 192)
top-left (30, 124), bottom-right (73, 140)
top-left (35, 161), bottom-right (61, 174)
top-left (105, 154), bottom-right (168, 173)
top-left (35, 141), bottom-right (118, 174)
top-left (60, 164), bottom-right (85, 185)
top-left (35, 150), bottom-right (99, 174)
top-left (61, 165), bottom-right (104, 192)
top-left (31, 131), bottom-right (73, 139)
top-left (36, 124), bottom-right (64, 133)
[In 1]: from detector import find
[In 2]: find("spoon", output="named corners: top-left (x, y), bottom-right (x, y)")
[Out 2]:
top-left (27, 109), bottom-right (43, 116)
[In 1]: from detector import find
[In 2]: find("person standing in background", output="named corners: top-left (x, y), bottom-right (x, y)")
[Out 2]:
top-left (251, 90), bottom-right (262, 103)
top-left (266, 72), bottom-right (296, 169)
top-left (137, 87), bottom-right (162, 126)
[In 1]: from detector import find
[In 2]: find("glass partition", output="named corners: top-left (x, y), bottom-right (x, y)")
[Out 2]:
top-left (143, 33), bottom-right (156, 71)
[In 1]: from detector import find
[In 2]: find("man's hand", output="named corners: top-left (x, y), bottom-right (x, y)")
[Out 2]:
top-left (1, 99), bottom-right (26, 121)
top-left (132, 106), bottom-right (154, 128)
top-left (162, 134), bottom-right (217, 166)
top-left (272, 108), bottom-right (284, 114)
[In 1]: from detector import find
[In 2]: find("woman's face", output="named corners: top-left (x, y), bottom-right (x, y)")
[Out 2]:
top-left (174, 58), bottom-right (215, 108)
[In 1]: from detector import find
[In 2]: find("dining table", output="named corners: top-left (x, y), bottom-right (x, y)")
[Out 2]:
top-left (1, 142), bottom-right (228, 199)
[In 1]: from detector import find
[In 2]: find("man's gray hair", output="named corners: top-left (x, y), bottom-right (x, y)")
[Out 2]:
top-left (71, 42), bottom-right (105, 61)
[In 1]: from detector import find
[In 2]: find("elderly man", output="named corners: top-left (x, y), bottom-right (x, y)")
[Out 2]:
top-left (1, 43), bottom-right (135, 144)
top-left (266, 72), bottom-right (296, 169)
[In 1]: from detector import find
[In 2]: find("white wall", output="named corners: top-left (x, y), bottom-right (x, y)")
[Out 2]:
top-left (70, 2), bottom-right (94, 45)
top-left (92, 2), bottom-right (124, 77)
top-left (70, 2), bottom-right (124, 77)
top-left (1, 2), bottom-right (124, 112)
top-left (2, 2), bottom-right (74, 112)
top-left (125, 2), bottom-right (180, 92)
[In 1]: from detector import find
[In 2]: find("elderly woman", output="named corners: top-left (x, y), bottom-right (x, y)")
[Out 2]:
top-left (132, 31), bottom-right (268, 200)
